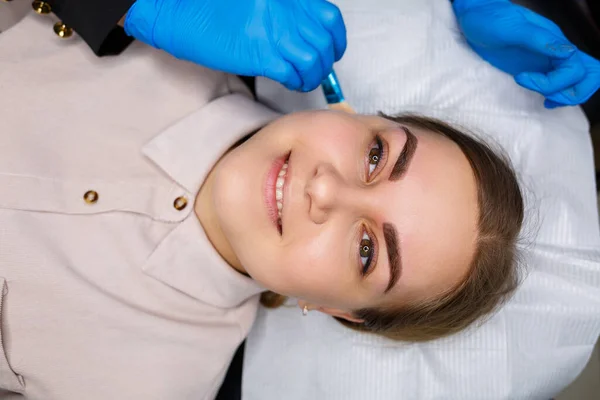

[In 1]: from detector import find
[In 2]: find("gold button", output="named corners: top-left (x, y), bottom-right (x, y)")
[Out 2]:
top-left (83, 190), bottom-right (99, 204)
top-left (173, 196), bottom-right (188, 211)
top-left (53, 22), bottom-right (73, 38)
top-left (32, 1), bottom-right (51, 14)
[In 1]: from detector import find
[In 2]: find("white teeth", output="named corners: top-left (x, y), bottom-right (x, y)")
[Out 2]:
top-left (275, 161), bottom-right (288, 221)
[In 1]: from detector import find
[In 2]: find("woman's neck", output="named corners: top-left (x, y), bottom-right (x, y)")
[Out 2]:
top-left (194, 167), bottom-right (248, 276)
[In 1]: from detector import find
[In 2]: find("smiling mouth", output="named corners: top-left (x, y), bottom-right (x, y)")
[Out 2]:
top-left (265, 152), bottom-right (290, 236)
top-left (275, 158), bottom-right (289, 233)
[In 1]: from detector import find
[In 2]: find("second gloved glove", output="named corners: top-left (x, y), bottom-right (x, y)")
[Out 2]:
top-left (453, 0), bottom-right (600, 108)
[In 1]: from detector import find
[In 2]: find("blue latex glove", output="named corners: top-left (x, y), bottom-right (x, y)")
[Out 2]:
top-left (453, 0), bottom-right (600, 108)
top-left (124, 0), bottom-right (346, 92)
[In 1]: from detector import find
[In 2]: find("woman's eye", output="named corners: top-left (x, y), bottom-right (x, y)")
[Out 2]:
top-left (359, 231), bottom-right (374, 275)
top-left (367, 136), bottom-right (384, 178)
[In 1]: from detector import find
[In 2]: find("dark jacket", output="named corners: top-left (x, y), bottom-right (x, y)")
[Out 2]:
top-left (46, 0), bottom-right (134, 55)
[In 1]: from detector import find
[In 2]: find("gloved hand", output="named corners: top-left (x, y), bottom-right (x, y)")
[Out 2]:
top-left (453, 0), bottom-right (600, 108)
top-left (124, 0), bottom-right (347, 92)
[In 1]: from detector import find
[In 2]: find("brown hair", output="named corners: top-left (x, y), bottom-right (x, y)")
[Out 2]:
top-left (261, 114), bottom-right (524, 342)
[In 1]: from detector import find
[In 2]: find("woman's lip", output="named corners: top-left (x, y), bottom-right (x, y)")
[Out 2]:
top-left (264, 153), bottom-right (288, 234)
top-left (280, 154), bottom-right (291, 234)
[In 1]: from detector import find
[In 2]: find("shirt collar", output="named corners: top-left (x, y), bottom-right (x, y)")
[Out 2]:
top-left (142, 94), bottom-right (280, 194)
top-left (141, 94), bottom-right (281, 307)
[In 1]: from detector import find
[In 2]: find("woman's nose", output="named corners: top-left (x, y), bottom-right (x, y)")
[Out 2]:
top-left (305, 163), bottom-right (344, 224)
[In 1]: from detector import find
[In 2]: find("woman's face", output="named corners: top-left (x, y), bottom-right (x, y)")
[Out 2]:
top-left (203, 111), bottom-right (478, 316)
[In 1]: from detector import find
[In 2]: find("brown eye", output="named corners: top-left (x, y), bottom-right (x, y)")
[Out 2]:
top-left (359, 230), bottom-right (375, 276)
top-left (366, 135), bottom-right (385, 178)
top-left (360, 239), bottom-right (372, 257)
top-left (369, 148), bottom-right (381, 165)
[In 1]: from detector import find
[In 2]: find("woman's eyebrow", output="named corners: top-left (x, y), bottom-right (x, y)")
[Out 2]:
top-left (383, 223), bottom-right (401, 294)
top-left (389, 127), bottom-right (418, 181)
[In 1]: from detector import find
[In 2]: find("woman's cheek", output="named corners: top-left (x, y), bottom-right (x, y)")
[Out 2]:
top-left (284, 235), bottom-right (345, 291)
top-left (301, 124), bottom-right (358, 155)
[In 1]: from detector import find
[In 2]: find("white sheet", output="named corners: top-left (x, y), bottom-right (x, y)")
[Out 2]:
top-left (243, 0), bottom-right (600, 399)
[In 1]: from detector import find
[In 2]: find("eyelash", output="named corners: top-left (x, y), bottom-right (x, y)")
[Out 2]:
top-left (366, 135), bottom-right (387, 180)
top-left (359, 226), bottom-right (378, 276)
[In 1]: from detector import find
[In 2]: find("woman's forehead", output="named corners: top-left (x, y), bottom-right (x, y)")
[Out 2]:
top-left (375, 126), bottom-right (479, 302)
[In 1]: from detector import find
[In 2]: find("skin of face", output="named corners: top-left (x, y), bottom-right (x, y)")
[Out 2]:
top-left (195, 111), bottom-right (478, 322)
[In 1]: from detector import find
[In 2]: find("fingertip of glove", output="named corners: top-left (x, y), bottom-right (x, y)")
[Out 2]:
top-left (515, 73), bottom-right (538, 90)
top-left (264, 60), bottom-right (303, 91)
top-left (517, 72), bottom-right (553, 93)
top-left (283, 83), bottom-right (301, 91)
top-left (544, 99), bottom-right (563, 109)
top-left (514, 73), bottom-right (528, 85)
top-left (300, 83), bottom-right (318, 93)
top-left (547, 41), bottom-right (576, 58)
top-left (333, 49), bottom-right (345, 62)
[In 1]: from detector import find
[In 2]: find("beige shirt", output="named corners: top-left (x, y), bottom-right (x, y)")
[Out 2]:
top-left (0, 12), bottom-right (279, 400)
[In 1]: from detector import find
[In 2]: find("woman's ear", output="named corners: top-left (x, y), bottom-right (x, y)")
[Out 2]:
top-left (317, 306), bottom-right (364, 324)
top-left (297, 300), bottom-right (364, 323)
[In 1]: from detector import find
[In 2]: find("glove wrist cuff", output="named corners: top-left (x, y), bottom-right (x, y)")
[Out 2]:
top-left (124, 0), bottom-right (163, 48)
